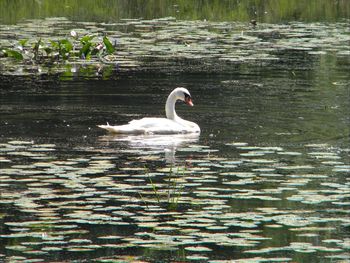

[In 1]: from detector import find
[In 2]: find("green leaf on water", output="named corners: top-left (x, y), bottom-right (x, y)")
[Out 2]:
top-left (60, 39), bottom-right (73, 53)
top-left (103, 36), bottom-right (115, 54)
top-left (50, 40), bottom-right (59, 49)
top-left (80, 35), bottom-right (95, 44)
top-left (59, 39), bottom-right (73, 59)
top-left (4, 49), bottom-right (23, 60)
top-left (19, 39), bottom-right (28, 47)
top-left (80, 42), bottom-right (92, 59)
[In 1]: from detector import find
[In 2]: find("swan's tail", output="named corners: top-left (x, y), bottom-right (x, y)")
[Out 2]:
top-left (97, 123), bottom-right (144, 134)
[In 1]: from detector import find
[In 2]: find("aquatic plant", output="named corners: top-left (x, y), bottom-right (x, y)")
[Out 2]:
top-left (140, 166), bottom-right (185, 211)
top-left (166, 166), bottom-right (185, 211)
top-left (2, 31), bottom-right (115, 63)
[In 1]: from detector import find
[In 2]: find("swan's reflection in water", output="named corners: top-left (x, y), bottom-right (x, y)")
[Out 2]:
top-left (99, 133), bottom-right (200, 163)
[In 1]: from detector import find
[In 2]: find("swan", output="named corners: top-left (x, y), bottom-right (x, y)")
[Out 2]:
top-left (98, 87), bottom-right (200, 134)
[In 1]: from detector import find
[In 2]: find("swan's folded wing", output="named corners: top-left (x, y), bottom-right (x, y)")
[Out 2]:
top-left (98, 117), bottom-right (199, 134)
top-left (129, 118), bottom-right (187, 134)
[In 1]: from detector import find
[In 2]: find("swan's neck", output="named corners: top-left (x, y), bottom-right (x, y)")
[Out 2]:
top-left (165, 91), bottom-right (179, 120)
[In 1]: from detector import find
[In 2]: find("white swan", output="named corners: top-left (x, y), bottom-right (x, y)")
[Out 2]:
top-left (98, 87), bottom-right (200, 134)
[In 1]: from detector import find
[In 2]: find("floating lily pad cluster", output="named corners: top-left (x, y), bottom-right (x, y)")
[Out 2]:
top-left (0, 17), bottom-right (349, 76)
top-left (0, 138), bottom-right (349, 262)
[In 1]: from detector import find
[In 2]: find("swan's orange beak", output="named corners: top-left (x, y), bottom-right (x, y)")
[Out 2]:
top-left (185, 96), bottom-right (194, 106)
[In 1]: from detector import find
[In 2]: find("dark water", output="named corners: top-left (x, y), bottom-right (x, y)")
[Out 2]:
top-left (1, 56), bottom-right (349, 262)
top-left (1, 55), bottom-right (349, 146)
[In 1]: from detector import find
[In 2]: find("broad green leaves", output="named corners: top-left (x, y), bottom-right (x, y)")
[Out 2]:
top-left (103, 36), bottom-right (115, 54)
top-left (3, 34), bottom-right (115, 62)
top-left (3, 49), bottom-right (23, 60)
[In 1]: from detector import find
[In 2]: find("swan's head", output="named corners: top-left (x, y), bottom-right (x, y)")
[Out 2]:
top-left (173, 87), bottom-right (194, 106)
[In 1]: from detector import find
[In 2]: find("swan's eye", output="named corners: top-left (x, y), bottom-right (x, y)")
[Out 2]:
top-left (183, 92), bottom-right (194, 106)
top-left (184, 93), bottom-right (191, 99)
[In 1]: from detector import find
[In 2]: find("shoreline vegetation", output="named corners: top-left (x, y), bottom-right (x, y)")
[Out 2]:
top-left (1, 0), bottom-right (349, 25)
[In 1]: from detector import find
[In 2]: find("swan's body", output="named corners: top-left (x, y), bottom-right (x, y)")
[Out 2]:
top-left (98, 87), bottom-right (200, 134)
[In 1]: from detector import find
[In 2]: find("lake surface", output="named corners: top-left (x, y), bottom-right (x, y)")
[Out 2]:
top-left (0, 3), bottom-right (350, 262)
top-left (1, 64), bottom-right (349, 262)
